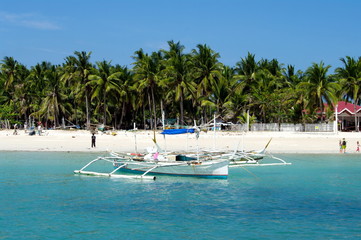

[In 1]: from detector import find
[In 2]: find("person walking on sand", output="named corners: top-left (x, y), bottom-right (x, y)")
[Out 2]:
top-left (339, 140), bottom-right (343, 153)
top-left (91, 133), bottom-right (96, 148)
top-left (357, 141), bottom-right (360, 152)
top-left (341, 138), bottom-right (347, 153)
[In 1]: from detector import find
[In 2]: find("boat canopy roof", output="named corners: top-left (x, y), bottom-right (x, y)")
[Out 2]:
top-left (160, 128), bottom-right (195, 135)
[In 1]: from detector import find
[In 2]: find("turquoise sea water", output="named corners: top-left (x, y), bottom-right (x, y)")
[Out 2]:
top-left (1, 152), bottom-right (361, 240)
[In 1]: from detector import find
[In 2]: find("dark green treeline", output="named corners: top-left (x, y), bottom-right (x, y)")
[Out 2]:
top-left (1, 40), bottom-right (361, 130)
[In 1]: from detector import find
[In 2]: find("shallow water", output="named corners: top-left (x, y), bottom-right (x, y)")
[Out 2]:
top-left (1, 152), bottom-right (361, 239)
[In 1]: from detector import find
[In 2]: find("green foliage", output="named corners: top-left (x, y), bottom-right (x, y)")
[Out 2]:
top-left (0, 46), bottom-right (359, 129)
top-left (237, 111), bottom-right (256, 125)
top-left (0, 105), bottom-right (17, 120)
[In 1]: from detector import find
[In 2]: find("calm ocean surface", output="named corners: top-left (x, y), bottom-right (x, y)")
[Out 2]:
top-left (1, 151), bottom-right (361, 240)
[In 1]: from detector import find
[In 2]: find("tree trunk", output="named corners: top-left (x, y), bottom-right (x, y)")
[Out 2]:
top-left (180, 89), bottom-right (184, 126)
top-left (148, 91), bottom-right (152, 129)
top-left (161, 100), bottom-right (164, 129)
top-left (85, 94), bottom-right (90, 129)
top-left (151, 87), bottom-right (157, 130)
top-left (319, 99), bottom-right (323, 123)
top-left (355, 98), bottom-right (359, 132)
top-left (75, 103), bottom-right (78, 126)
top-left (103, 90), bottom-right (107, 125)
top-left (119, 101), bottom-right (126, 129)
top-left (143, 105), bottom-right (146, 130)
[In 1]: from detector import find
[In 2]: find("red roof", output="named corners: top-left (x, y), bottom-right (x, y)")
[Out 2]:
top-left (333, 101), bottom-right (361, 114)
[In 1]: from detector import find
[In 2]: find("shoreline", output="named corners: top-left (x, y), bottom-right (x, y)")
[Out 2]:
top-left (0, 129), bottom-right (359, 154)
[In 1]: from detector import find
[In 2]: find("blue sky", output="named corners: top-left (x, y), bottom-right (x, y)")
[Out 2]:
top-left (0, 0), bottom-right (360, 71)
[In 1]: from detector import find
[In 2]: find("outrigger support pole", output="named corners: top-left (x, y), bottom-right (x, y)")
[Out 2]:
top-left (74, 157), bottom-right (156, 180)
top-left (109, 163), bottom-right (127, 175)
top-left (78, 157), bottom-right (102, 171)
top-left (141, 166), bottom-right (158, 177)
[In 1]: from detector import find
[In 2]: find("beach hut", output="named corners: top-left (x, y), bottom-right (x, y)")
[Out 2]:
top-left (333, 101), bottom-right (361, 131)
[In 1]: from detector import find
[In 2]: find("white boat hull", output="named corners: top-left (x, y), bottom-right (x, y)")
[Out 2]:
top-left (114, 159), bottom-right (229, 179)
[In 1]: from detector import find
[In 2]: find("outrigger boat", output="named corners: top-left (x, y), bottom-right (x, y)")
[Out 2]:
top-left (74, 129), bottom-right (229, 180)
top-left (196, 138), bottom-right (290, 166)
top-left (224, 138), bottom-right (291, 167)
top-left (115, 151), bottom-right (228, 178)
top-left (226, 151), bottom-right (290, 167)
top-left (197, 115), bottom-right (291, 167)
top-left (74, 128), bottom-right (229, 180)
top-left (192, 149), bottom-right (290, 167)
top-left (74, 151), bottom-right (229, 180)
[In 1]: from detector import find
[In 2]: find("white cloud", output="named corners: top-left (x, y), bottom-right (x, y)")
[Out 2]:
top-left (0, 11), bottom-right (61, 30)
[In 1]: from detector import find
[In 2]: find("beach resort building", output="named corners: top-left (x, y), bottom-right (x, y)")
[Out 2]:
top-left (334, 101), bottom-right (361, 131)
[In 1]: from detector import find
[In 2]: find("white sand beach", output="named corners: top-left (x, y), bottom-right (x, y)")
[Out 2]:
top-left (0, 129), bottom-right (360, 154)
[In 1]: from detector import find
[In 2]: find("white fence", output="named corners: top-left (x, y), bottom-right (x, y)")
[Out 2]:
top-left (229, 122), bottom-right (335, 132)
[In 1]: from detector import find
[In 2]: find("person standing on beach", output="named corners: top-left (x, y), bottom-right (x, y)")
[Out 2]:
top-left (341, 138), bottom-right (347, 153)
top-left (37, 123), bottom-right (42, 135)
top-left (91, 133), bottom-right (96, 148)
top-left (357, 141), bottom-right (360, 152)
top-left (13, 123), bottom-right (18, 135)
top-left (339, 140), bottom-right (343, 153)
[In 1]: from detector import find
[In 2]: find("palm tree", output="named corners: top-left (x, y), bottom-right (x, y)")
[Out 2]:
top-left (132, 49), bottom-right (164, 130)
top-left (281, 65), bottom-right (305, 123)
top-left (62, 51), bottom-right (93, 129)
top-left (163, 40), bottom-right (194, 125)
top-left (0, 58), bottom-right (33, 123)
top-left (0, 74), bottom-right (7, 104)
top-left (36, 65), bottom-right (69, 128)
top-left (12, 64), bottom-right (31, 122)
top-left (299, 62), bottom-right (340, 122)
top-left (258, 58), bottom-right (286, 90)
top-left (283, 65), bottom-right (303, 87)
top-left (234, 52), bottom-right (259, 94)
top-left (26, 62), bottom-right (52, 117)
top-left (191, 44), bottom-right (222, 95)
top-left (190, 44), bottom-right (222, 121)
top-left (88, 60), bottom-right (122, 125)
top-left (1, 56), bottom-right (19, 90)
top-left (233, 53), bottom-right (263, 120)
top-left (335, 56), bottom-right (361, 131)
top-left (112, 66), bottom-right (134, 128)
top-left (217, 66), bottom-right (245, 120)
top-left (28, 62), bottom-right (52, 93)
top-left (201, 65), bottom-right (234, 119)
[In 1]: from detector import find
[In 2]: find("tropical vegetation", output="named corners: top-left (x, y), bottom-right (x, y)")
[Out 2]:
top-left (1, 41), bottom-right (360, 130)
